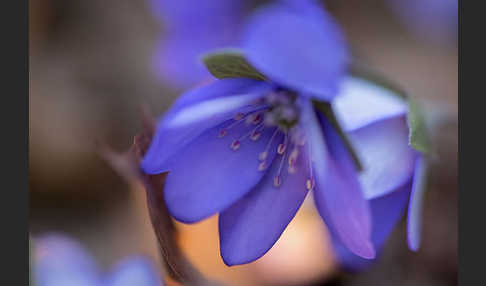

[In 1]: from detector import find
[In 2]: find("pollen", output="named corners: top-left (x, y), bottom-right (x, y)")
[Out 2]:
top-left (277, 143), bottom-right (287, 155)
top-left (234, 112), bottom-right (245, 121)
top-left (259, 151), bottom-right (268, 161)
top-left (218, 129), bottom-right (227, 138)
top-left (230, 140), bottom-right (241, 151)
top-left (258, 161), bottom-right (267, 171)
top-left (288, 165), bottom-right (297, 174)
top-left (252, 113), bottom-right (263, 125)
top-left (250, 130), bottom-right (261, 141)
top-left (289, 148), bottom-right (298, 163)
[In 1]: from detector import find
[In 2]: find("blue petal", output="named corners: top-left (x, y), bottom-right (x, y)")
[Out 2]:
top-left (152, 36), bottom-right (213, 89)
top-left (105, 257), bottom-right (162, 286)
top-left (407, 156), bottom-right (427, 251)
top-left (332, 182), bottom-right (411, 270)
top-left (243, 2), bottom-right (348, 100)
top-left (300, 99), bottom-right (375, 259)
top-left (149, 0), bottom-right (244, 88)
top-left (332, 76), bottom-right (408, 131)
top-left (153, 27), bottom-right (239, 88)
top-left (164, 122), bottom-right (283, 223)
top-left (141, 79), bottom-right (271, 174)
top-left (219, 144), bottom-right (309, 265)
top-left (34, 234), bottom-right (102, 286)
top-left (349, 115), bottom-right (417, 199)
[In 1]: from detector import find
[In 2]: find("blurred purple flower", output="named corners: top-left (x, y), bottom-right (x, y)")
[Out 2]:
top-left (329, 77), bottom-right (426, 270)
top-left (142, 2), bottom-right (425, 267)
top-left (34, 234), bottom-right (163, 286)
top-left (388, 0), bottom-right (458, 44)
top-left (149, 0), bottom-right (246, 88)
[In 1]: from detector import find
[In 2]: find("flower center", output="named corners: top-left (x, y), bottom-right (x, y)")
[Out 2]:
top-left (217, 90), bottom-right (315, 190)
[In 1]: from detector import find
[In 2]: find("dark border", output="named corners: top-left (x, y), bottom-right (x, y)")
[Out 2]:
top-left (2, 0), bottom-right (29, 284)
top-left (458, 0), bottom-right (478, 285)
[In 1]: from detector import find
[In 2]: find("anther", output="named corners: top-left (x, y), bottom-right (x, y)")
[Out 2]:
top-left (218, 129), bottom-right (227, 138)
top-left (288, 148), bottom-right (299, 166)
top-left (277, 134), bottom-right (288, 155)
top-left (274, 140), bottom-right (288, 188)
top-left (277, 143), bottom-right (287, 155)
top-left (288, 165), bottom-right (297, 174)
top-left (258, 161), bottom-right (267, 171)
top-left (252, 113), bottom-right (263, 125)
top-left (230, 140), bottom-right (241, 151)
top-left (251, 130), bottom-right (261, 141)
top-left (259, 151), bottom-right (268, 161)
top-left (234, 112), bottom-right (245, 121)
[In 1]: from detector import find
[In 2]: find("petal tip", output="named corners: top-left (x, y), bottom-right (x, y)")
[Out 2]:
top-left (407, 236), bottom-right (421, 252)
top-left (219, 240), bottom-right (263, 267)
top-left (359, 241), bottom-right (377, 259)
top-left (349, 239), bottom-right (376, 260)
top-left (220, 252), bottom-right (254, 267)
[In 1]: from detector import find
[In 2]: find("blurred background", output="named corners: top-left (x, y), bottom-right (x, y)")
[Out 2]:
top-left (29, 0), bottom-right (457, 285)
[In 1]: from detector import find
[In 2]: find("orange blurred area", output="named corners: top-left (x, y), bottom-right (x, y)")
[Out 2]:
top-left (175, 198), bottom-right (337, 286)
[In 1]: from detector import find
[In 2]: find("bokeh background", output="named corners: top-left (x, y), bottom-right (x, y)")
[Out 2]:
top-left (29, 0), bottom-right (458, 285)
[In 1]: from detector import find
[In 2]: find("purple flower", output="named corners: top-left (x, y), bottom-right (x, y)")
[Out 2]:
top-left (142, 2), bottom-right (426, 267)
top-left (33, 234), bottom-right (163, 286)
top-left (149, 0), bottom-right (246, 88)
top-left (328, 76), bottom-right (427, 269)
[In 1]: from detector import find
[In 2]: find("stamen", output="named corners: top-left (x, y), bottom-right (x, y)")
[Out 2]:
top-left (233, 112), bottom-right (245, 121)
top-left (230, 140), bottom-right (241, 151)
top-left (258, 160), bottom-right (267, 171)
top-left (288, 165), bottom-right (297, 174)
top-left (277, 134), bottom-right (288, 155)
top-left (274, 140), bottom-right (288, 188)
top-left (288, 147), bottom-right (299, 173)
top-left (259, 128), bottom-right (279, 161)
top-left (259, 151), bottom-right (268, 161)
top-left (305, 140), bottom-right (315, 191)
top-left (237, 122), bottom-right (264, 143)
top-left (218, 109), bottom-right (266, 139)
top-left (252, 113), bottom-right (263, 125)
top-left (246, 112), bottom-right (263, 125)
top-left (218, 129), bottom-right (227, 138)
top-left (288, 147), bottom-right (299, 166)
top-left (224, 115), bottom-right (246, 131)
top-left (273, 175), bottom-right (281, 187)
top-left (250, 130), bottom-right (262, 141)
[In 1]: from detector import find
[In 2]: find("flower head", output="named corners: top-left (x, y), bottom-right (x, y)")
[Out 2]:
top-left (33, 234), bottom-right (163, 286)
top-left (142, 2), bottom-right (428, 267)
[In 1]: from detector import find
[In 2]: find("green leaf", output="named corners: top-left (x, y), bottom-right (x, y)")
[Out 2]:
top-left (314, 101), bottom-right (363, 171)
top-left (406, 97), bottom-right (430, 153)
top-left (201, 49), bottom-right (267, 81)
top-left (349, 63), bottom-right (430, 153)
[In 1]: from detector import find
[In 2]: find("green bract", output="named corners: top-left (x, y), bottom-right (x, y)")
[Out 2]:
top-left (202, 49), bottom-right (266, 81)
top-left (349, 64), bottom-right (430, 154)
